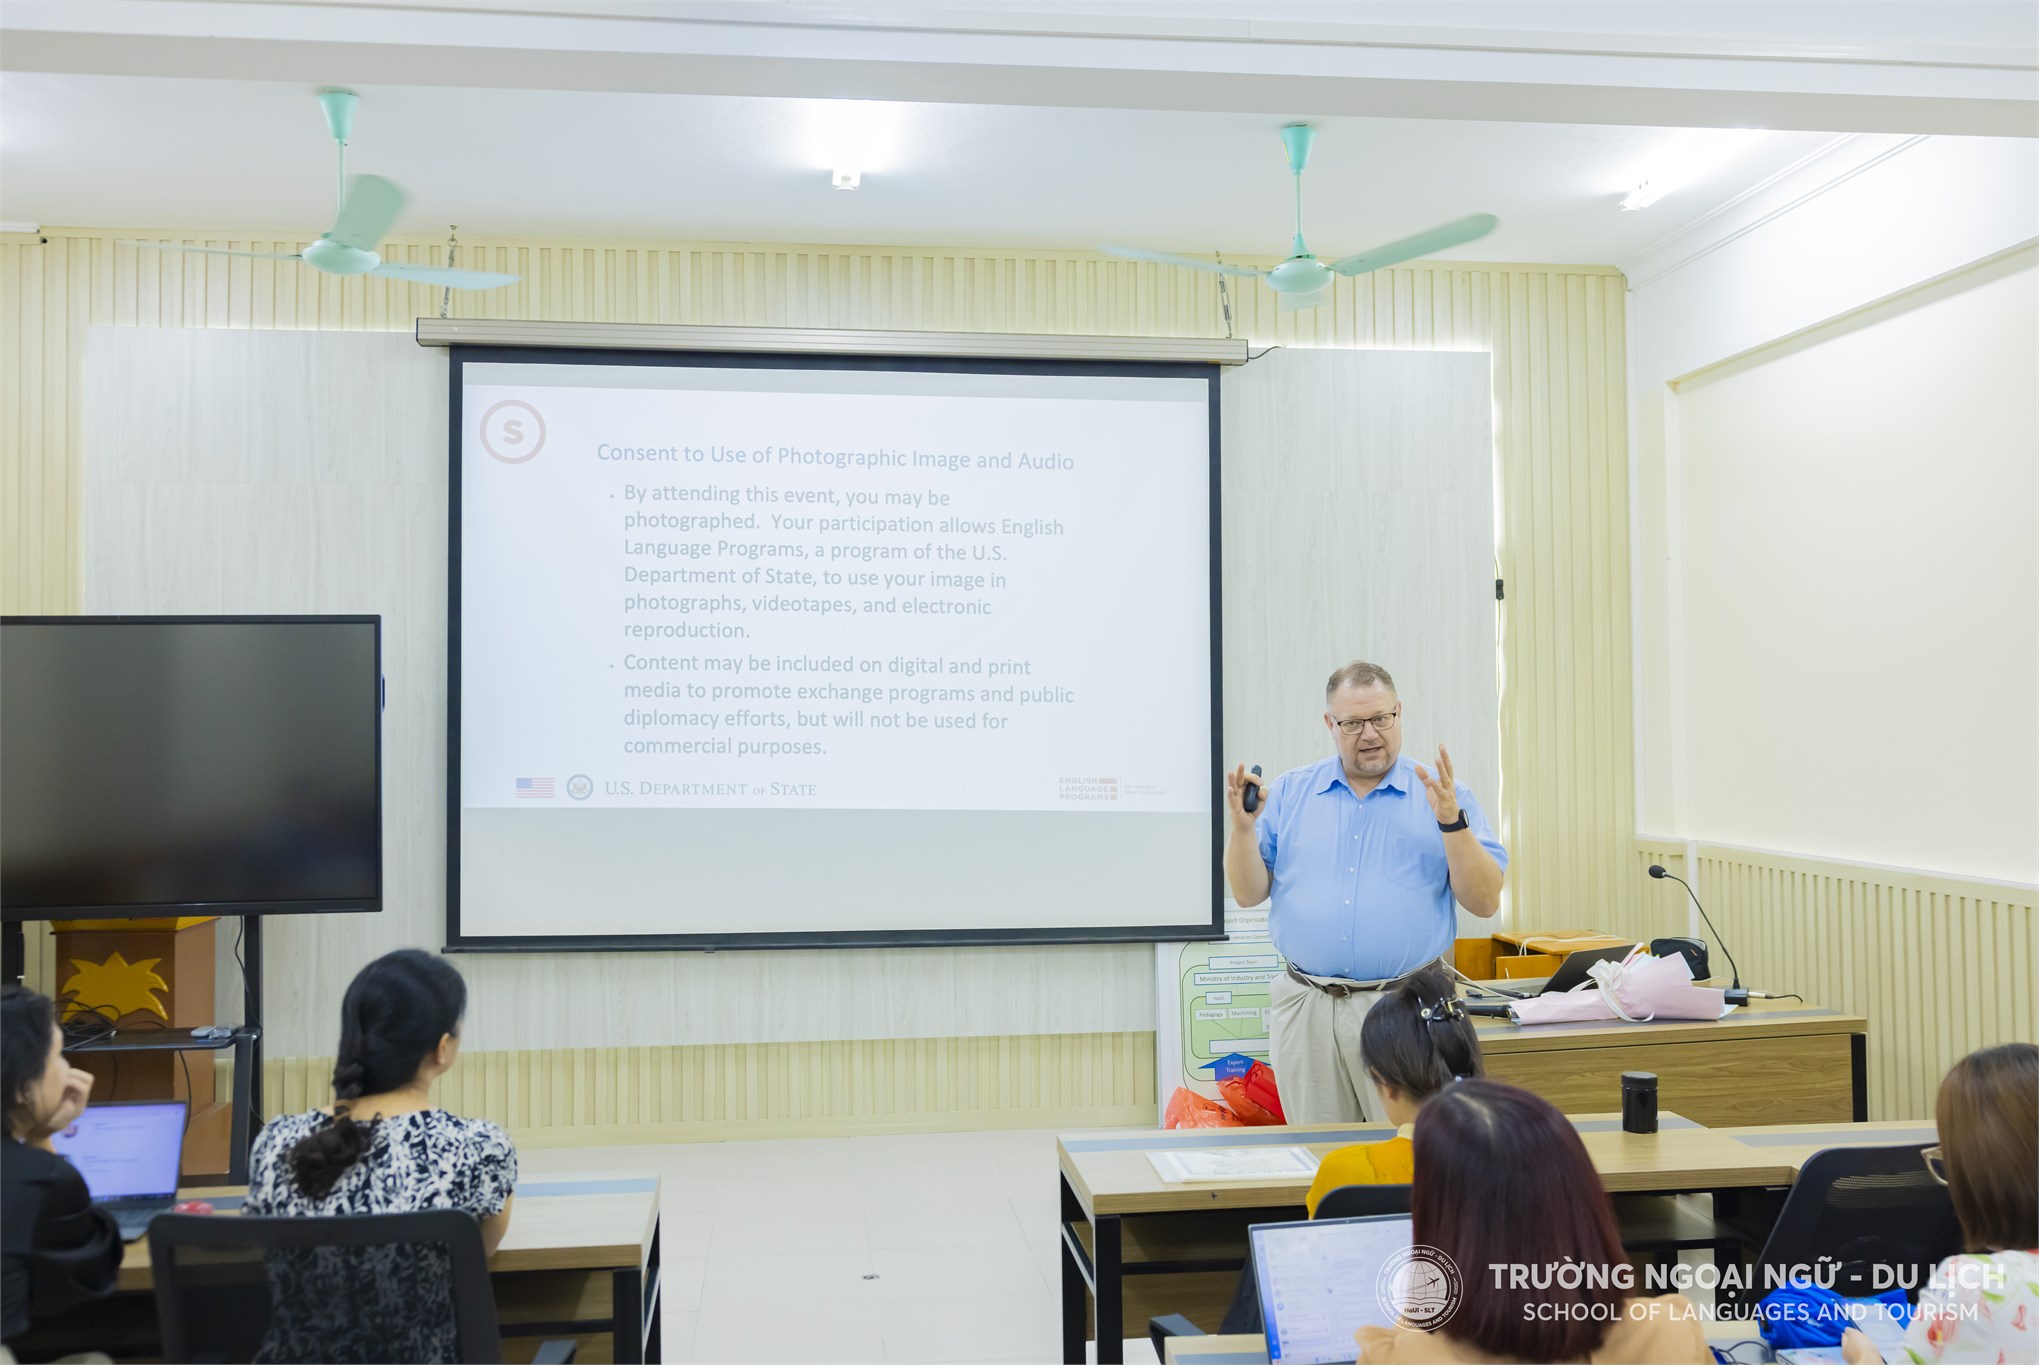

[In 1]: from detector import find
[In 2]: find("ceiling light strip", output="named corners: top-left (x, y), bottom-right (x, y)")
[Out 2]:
top-left (416, 319), bottom-right (1251, 364)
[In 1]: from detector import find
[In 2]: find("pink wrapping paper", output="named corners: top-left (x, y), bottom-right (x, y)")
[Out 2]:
top-left (1506, 950), bottom-right (1731, 1025)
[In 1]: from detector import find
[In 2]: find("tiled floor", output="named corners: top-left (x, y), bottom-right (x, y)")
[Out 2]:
top-left (521, 1127), bottom-right (1155, 1366)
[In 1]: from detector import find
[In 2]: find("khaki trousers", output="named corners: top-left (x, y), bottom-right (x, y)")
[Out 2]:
top-left (1268, 970), bottom-right (1395, 1125)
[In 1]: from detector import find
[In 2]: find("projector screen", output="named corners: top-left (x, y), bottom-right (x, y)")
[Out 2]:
top-left (448, 348), bottom-right (1221, 949)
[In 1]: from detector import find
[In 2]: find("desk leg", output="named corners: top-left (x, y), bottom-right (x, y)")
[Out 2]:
top-left (1094, 1215), bottom-right (1122, 1366)
top-left (1060, 1173), bottom-right (1088, 1366)
top-left (642, 1216), bottom-right (663, 1365)
top-left (1851, 1034), bottom-right (1868, 1122)
top-left (613, 1265), bottom-right (645, 1364)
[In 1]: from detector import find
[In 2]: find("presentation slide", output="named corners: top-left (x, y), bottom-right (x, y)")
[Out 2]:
top-left (452, 356), bottom-right (1219, 945)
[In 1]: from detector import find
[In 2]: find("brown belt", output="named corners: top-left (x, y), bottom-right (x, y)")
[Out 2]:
top-left (1284, 960), bottom-right (1445, 998)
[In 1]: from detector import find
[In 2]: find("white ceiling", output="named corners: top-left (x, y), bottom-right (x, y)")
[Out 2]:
top-left (2, 75), bottom-right (1856, 264)
top-left (2, 2), bottom-right (2030, 264)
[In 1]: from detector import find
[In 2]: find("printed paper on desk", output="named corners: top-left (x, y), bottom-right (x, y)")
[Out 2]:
top-left (1149, 1146), bottom-right (1319, 1183)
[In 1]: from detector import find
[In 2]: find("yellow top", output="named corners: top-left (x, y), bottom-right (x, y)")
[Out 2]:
top-left (1304, 1124), bottom-right (1415, 1216)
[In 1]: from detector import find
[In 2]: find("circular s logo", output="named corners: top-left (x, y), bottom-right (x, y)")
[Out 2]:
top-left (1378, 1244), bottom-right (1463, 1330)
top-left (480, 399), bottom-right (546, 464)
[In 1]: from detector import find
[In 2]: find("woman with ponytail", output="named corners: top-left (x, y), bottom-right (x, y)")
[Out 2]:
top-left (245, 949), bottom-right (516, 1363)
top-left (1304, 965), bottom-right (1482, 1215)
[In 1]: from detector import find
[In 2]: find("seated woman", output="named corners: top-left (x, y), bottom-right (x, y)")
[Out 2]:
top-left (247, 949), bottom-right (516, 1365)
top-left (1843, 1042), bottom-right (2037, 1366)
top-left (1305, 965), bottom-right (1480, 1215)
top-left (1, 986), bottom-right (121, 1353)
top-left (1356, 1079), bottom-right (1711, 1365)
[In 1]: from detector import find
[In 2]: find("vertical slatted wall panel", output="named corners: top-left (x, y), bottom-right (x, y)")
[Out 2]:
top-left (264, 1032), bottom-right (1157, 1138)
top-left (1627, 840), bottom-right (2035, 1120)
top-left (0, 229), bottom-right (1632, 941)
top-left (6, 228), bottom-right (1632, 1136)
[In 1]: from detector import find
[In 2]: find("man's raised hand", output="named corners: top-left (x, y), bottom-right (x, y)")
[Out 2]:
top-left (1414, 744), bottom-right (1462, 825)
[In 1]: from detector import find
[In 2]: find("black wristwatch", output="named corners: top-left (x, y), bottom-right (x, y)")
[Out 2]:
top-left (1438, 812), bottom-right (1469, 833)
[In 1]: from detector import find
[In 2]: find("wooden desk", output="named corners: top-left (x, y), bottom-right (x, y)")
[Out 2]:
top-left (1057, 1114), bottom-right (1793, 1364)
top-left (1715, 1119), bottom-right (1938, 1173)
top-left (1492, 929), bottom-right (1637, 957)
top-left (43, 1172), bottom-right (662, 1364)
top-left (1475, 998), bottom-right (1870, 1127)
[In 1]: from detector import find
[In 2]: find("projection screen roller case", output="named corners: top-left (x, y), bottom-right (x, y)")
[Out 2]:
top-left (450, 351), bottom-right (1221, 948)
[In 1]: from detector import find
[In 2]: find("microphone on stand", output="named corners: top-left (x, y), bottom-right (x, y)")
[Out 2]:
top-left (1647, 864), bottom-right (1765, 1006)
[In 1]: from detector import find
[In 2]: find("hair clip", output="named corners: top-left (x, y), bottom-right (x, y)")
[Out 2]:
top-left (1419, 997), bottom-right (1466, 1024)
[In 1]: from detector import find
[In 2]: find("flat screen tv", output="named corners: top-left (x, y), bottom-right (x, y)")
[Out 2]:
top-left (1, 616), bottom-right (382, 920)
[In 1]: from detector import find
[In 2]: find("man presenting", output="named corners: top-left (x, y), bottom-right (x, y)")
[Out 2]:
top-left (1225, 660), bottom-right (1507, 1124)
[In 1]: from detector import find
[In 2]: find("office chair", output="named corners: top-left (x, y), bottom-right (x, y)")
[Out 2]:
top-left (1148, 1185), bottom-right (1415, 1358)
top-left (1312, 1183), bottom-right (1413, 1222)
top-left (148, 1211), bottom-right (576, 1365)
top-left (1738, 1145), bottom-right (1963, 1315)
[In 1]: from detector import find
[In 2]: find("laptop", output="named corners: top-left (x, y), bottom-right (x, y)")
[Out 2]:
top-left (1251, 1214), bottom-right (1414, 1364)
top-left (1535, 943), bottom-right (1640, 996)
top-left (48, 1099), bottom-right (187, 1241)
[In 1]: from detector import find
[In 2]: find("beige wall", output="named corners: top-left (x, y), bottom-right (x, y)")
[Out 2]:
top-left (1624, 135), bottom-right (2038, 1129)
top-left (3, 228), bottom-right (1634, 1135)
top-left (1671, 248), bottom-right (2038, 883)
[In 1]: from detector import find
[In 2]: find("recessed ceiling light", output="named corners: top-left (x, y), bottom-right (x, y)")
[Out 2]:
top-left (1621, 130), bottom-right (1765, 211)
top-left (800, 99), bottom-right (905, 188)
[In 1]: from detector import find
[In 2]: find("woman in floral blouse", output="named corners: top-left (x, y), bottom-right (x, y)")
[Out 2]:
top-left (1846, 1043), bottom-right (2037, 1366)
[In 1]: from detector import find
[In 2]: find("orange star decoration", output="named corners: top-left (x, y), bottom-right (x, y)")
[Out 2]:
top-left (61, 952), bottom-right (170, 1022)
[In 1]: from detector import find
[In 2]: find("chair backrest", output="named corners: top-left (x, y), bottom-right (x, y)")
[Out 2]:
top-left (1215, 1186), bottom-right (1417, 1336)
top-left (1756, 1145), bottom-right (1965, 1303)
top-left (148, 1211), bottom-right (506, 1364)
top-left (1313, 1183), bottom-right (1414, 1222)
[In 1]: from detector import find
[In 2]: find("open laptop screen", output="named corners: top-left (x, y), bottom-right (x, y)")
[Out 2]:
top-left (1252, 1214), bottom-right (1415, 1364)
top-left (48, 1100), bottom-right (186, 1201)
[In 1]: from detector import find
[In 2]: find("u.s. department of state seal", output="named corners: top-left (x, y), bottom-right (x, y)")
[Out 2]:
top-left (1378, 1243), bottom-right (1463, 1329)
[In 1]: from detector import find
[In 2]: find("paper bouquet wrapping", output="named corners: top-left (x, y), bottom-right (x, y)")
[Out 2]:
top-left (1506, 950), bottom-right (1732, 1025)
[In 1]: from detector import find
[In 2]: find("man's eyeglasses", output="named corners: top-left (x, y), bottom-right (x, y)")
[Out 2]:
top-left (1922, 1146), bottom-right (1948, 1186)
top-left (1332, 709), bottom-right (1400, 737)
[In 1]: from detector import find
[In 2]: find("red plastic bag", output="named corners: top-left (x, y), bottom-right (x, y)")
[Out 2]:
top-left (1162, 1086), bottom-right (1244, 1129)
top-left (1218, 1060), bottom-right (1287, 1125)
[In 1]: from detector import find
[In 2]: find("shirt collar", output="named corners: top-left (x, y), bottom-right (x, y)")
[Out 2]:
top-left (1314, 752), bottom-right (1414, 797)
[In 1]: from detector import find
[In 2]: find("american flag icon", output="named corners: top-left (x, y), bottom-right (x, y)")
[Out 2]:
top-left (515, 777), bottom-right (555, 799)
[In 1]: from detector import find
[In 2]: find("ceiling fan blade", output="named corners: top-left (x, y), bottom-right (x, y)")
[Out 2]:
top-left (371, 262), bottom-right (521, 289)
top-left (121, 242), bottom-right (305, 260)
top-left (328, 174), bottom-right (407, 251)
top-left (1100, 245), bottom-right (1265, 278)
top-left (1278, 286), bottom-right (1332, 313)
top-left (1329, 214), bottom-right (1499, 277)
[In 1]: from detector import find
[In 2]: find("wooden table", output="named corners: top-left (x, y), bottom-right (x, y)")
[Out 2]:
top-left (29, 1172), bottom-right (662, 1364)
top-left (1715, 1119), bottom-right (1938, 1170)
top-left (1057, 1112), bottom-right (1796, 1364)
top-left (1068, 1114), bottom-right (1936, 1365)
top-left (1475, 998), bottom-right (1870, 1126)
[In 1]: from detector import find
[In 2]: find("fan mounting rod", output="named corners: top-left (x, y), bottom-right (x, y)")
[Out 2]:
top-left (1281, 123), bottom-right (1316, 258)
top-left (316, 88), bottom-right (358, 218)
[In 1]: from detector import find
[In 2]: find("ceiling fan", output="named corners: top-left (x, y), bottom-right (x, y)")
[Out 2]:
top-left (1103, 124), bottom-right (1497, 312)
top-left (128, 89), bottom-right (519, 290)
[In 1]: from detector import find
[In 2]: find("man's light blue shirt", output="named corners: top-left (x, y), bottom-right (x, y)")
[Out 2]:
top-left (1255, 752), bottom-right (1507, 981)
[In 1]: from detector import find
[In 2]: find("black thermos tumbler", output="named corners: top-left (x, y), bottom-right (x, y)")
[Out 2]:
top-left (1622, 1071), bottom-right (1659, 1134)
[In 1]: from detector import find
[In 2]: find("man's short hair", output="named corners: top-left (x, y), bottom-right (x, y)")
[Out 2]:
top-left (1325, 660), bottom-right (1397, 702)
